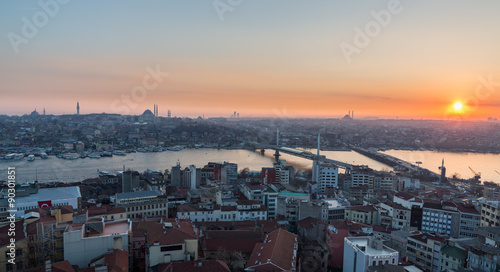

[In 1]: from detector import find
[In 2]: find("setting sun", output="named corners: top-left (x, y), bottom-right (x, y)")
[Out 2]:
top-left (453, 102), bottom-right (464, 111)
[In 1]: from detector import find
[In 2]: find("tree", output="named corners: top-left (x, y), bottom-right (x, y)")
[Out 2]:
top-left (239, 167), bottom-right (250, 179)
top-left (214, 247), bottom-right (245, 271)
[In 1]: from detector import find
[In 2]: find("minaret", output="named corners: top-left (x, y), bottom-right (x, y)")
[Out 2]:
top-left (77, 102), bottom-right (80, 115)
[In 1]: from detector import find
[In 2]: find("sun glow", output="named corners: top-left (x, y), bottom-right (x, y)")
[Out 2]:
top-left (453, 102), bottom-right (464, 111)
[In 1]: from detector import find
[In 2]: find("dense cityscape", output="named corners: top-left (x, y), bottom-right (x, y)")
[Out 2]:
top-left (0, 108), bottom-right (499, 272)
top-left (2, 1), bottom-right (500, 272)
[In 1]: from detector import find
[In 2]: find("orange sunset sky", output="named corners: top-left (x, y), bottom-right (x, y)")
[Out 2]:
top-left (1, 1), bottom-right (499, 119)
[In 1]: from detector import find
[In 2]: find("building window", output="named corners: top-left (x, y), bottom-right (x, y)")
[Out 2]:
top-left (160, 245), bottom-right (183, 252)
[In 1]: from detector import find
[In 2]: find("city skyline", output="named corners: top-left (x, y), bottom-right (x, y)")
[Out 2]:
top-left (1, 1), bottom-right (500, 119)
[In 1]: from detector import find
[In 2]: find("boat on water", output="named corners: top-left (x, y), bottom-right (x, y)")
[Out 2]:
top-left (40, 153), bottom-right (48, 159)
top-left (14, 154), bottom-right (24, 160)
top-left (101, 151), bottom-right (113, 157)
top-left (27, 155), bottom-right (35, 161)
top-left (89, 153), bottom-right (101, 159)
top-left (63, 153), bottom-right (80, 160)
top-left (113, 150), bottom-right (126, 156)
top-left (167, 146), bottom-right (183, 151)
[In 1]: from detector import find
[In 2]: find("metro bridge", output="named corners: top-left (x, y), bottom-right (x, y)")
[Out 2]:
top-left (245, 141), bottom-right (355, 170)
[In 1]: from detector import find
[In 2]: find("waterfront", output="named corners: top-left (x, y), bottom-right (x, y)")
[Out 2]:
top-left (2, 148), bottom-right (499, 184)
top-left (1, 148), bottom-right (390, 184)
top-left (383, 150), bottom-right (500, 183)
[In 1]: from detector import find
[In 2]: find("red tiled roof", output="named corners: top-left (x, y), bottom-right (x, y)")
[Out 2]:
top-left (246, 228), bottom-right (297, 272)
top-left (298, 217), bottom-right (327, 230)
top-left (203, 229), bottom-right (264, 254)
top-left (51, 260), bottom-right (75, 272)
top-left (101, 249), bottom-right (128, 272)
top-left (394, 192), bottom-right (416, 200)
top-left (146, 221), bottom-right (197, 245)
top-left (245, 182), bottom-right (266, 190)
top-left (456, 203), bottom-right (480, 214)
top-left (158, 260), bottom-right (230, 272)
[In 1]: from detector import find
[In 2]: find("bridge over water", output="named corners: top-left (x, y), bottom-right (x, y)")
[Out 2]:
top-left (245, 141), bottom-right (355, 170)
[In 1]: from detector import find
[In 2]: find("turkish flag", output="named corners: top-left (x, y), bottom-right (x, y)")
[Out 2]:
top-left (38, 200), bottom-right (52, 208)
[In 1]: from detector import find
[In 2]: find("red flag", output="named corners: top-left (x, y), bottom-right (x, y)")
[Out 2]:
top-left (38, 200), bottom-right (52, 208)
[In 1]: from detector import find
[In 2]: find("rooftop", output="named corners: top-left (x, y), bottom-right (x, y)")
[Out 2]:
top-left (246, 228), bottom-right (297, 271)
top-left (146, 220), bottom-right (197, 245)
top-left (86, 221), bottom-right (130, 237)
top-left (441, 245), bottom-right (466, 259)
top-left (346, 205), bottom-right (377, 212)
top-left (116, 190), bottom-right (161, 200)
top-left (158, 260), bottom-right (230, 272)
top-left (12, 186), bottom-right (81, 203)
top-left (409, 233), bottom-right (446, 243)
top-left (346, 237), bottom-right (399, 257)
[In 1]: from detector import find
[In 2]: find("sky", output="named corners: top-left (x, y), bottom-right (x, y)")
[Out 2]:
top-left (1, 0), bottom-right (500, 119)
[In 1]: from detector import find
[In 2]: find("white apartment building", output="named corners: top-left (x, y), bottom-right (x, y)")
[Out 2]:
top-left (343, 237), bottom-right (399, 272)
top-left (318, 163), bottom-right (339, 192)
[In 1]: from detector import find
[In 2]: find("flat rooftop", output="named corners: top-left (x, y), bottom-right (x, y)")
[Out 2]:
top-left (346, 237), bottom-right (399, 257)
top-left (116, 190), bottom-right (161, 200)
top-left (14, 186), bottom-right (81, 202)
top-left (86, 221), bottom-right (130, 238)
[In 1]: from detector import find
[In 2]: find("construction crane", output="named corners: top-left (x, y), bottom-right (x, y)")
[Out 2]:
top-left (468, 166), bottom-right (481, 180)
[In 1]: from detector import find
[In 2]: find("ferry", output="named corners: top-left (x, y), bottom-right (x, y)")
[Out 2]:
top-left (27, 155), bottom-right (35, 161)
top-left (101, 151), bottom-right (113, 157)
top-left (63, 153), bottom-right (79, 160)
top-left (167, 146), bottom-right (183, 151)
